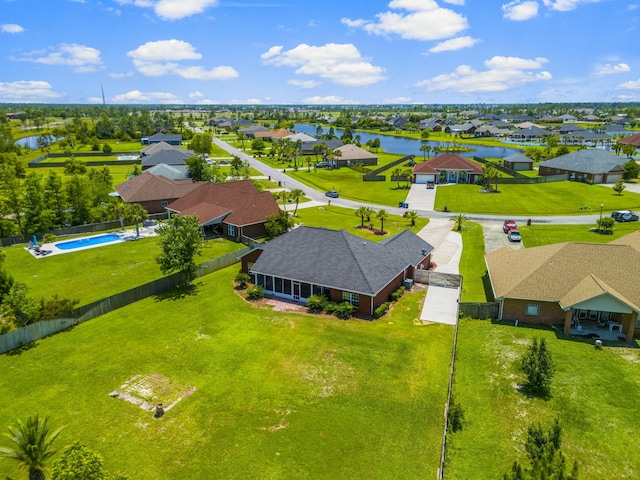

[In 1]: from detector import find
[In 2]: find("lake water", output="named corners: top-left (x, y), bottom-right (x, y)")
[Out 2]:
top-left (15, 135), bottom-right (59, 149)
top-left (293, 124), bottom-right (520, 158)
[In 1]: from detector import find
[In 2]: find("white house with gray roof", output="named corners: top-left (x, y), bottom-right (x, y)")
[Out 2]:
top-left (538, 149), bottom-right (625, 184)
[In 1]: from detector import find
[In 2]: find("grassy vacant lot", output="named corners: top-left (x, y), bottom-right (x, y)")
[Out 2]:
top-left (458, 222), bottom-right (489, 302)
top-left (293, 205), bottom-right (428, 238)
top-left (520, 221), bottom-right (640, 247)
top-left (4, 236), bottom-right (243, 306)
top-left (0, 266), bottom-right (454, 479)
top-left (446, 319), bottom-right (640, 479)
top-left (435, 182), bottom-right (640, 215)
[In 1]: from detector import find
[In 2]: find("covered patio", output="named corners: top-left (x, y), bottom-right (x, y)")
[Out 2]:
top-left (562, 299), bottom-right (638, 343)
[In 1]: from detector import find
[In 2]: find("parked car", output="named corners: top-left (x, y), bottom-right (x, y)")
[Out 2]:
top-left (508, 230), bottom-right (522, 242)
top-left (315, 161), bottom-right (329, 168)
top-left (503, 220), bottom-right (518, 233)
top-left (611, 210), bottom-right (639, 222)
top-left (426, 181), bottom-right (435, 189)
top-left (325, 190), bottom-right (339, 198)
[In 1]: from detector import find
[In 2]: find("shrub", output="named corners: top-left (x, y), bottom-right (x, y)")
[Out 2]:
top-left (102, 143), bottom-right (112, 154)
top-left (43, 233), bottom-right (56, 243)
top-left (322, 301), bottom-right (338, 314)
top-left (390, 286), bottom-right (405, 302)
top-left (306, 295), bottom-right (326, 313)
top-left (246, 285), bottom-right (264, 300)
top-left (447, 396), bottom-right (465, 433)
top-left (374, 302), bottom-right (390, 319)
top-left (334, 302), bottom-right (355, 320)
top-left (234, 271), bottom-right (251, 290)
top-left (521, 337), bottom-right (555, 398)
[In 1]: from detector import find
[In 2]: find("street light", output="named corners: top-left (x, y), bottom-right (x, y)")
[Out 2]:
top-left (599, 204), bottom-right (604, 230)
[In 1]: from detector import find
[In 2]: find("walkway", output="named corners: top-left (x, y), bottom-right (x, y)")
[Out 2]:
top-left (415, 219), bottom-right (462, 326)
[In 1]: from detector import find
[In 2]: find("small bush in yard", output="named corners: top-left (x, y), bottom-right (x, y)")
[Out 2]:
top-left (374, 302), bottom-right (390, 319)
top-left (246, 285), bottom-right (264, 300)
top-left (43, 233), bottom-right (56, 243)
top-left (334, 302), bottom-right (355, 320)
top-left (390, 286), bottom-right (405, 302)
top-left (306, 295), bottom-right (326, 313)
top-left (234, 271), bottom-right (251, 289)
top-left (322, 301), bottom-right (338, 315)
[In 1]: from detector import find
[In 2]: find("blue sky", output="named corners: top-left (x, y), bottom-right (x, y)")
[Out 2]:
top-left (1, 0), bottom-right (640, 105)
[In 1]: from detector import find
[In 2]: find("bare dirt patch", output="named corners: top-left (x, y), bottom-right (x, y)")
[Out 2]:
top-left (109, 373), bottom-right (196, 413)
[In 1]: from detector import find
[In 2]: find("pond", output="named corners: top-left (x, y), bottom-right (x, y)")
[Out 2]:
top-left (293, 124), bottom-right (520, 159)
top-left (15, 135), bottom-right (59, 150)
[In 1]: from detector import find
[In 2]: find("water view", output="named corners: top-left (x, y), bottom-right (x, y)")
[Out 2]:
top-left (293, 124), bottom-right (520, 159)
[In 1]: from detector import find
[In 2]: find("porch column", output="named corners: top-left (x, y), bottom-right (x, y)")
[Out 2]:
top-left (563, 309), bottom-right (573, 335)
top-left (626, 312), bottom-right (637, 343)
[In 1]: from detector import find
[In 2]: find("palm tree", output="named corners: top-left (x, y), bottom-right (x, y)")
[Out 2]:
top-left (376, 209), bottom-right (389, 234)
top-left (451, 213), bottom-right (468, 232)
top-left (289, 189), bottom-right (304, 215)
top-left (123, 203), bottom-right (148, 238)
top-left (0, 415), bottom-right (64, 480)
top-left (355, 206), bottom-right (369, 228)
top-left (420, 144), bottom-right (429, 160)
top-left (406, 210), bottom-right (419, 226)
top-left (278, 189), bottom-right (289, 211)
top-left (392, 167), bottom-right (403, 189)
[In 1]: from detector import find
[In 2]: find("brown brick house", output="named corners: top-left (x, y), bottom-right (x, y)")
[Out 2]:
top-left (486, 233), bottom-right (640, 342)
top-left (115, 172), bottom-right (199, 214)
top-left (241, 227), bottom-right (433, 317)
top-left (413, 154), bottom-right (483, 185)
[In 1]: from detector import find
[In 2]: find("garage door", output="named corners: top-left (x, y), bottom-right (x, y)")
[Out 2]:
top-left (415, 174), bottom-right (435, 184)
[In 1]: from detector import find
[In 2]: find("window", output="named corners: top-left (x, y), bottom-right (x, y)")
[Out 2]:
top-left (525, 303), bottom-right (540, 316)
top-left (301, 283), bottom-right (311, 299)
top-left (283, 279), bottom-right (292, 295)
top-left (265, 276), bottom-right (273, 292)
top-left (342, 292), bottom-right (359, 308)
top-left (274, 277), bottom-right (283, 293)
top-left (227, 224), bottom-right (235, 237)
top-left (160, 201), bottom-right (168, 207)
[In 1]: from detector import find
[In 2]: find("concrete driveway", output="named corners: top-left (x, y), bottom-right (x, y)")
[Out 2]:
top-left (404, 184), bottom-right (437, 211)
top-left (480, 221), bottom-right (525, 253)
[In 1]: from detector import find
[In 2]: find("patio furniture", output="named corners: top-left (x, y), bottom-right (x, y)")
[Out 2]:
top-left (609, 322), bottom-right (623, 333)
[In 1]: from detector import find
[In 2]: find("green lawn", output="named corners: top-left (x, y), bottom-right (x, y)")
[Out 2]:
top-left (292, 205), bottom-right (428, 238)
top-left (3, 236), bottom-right (243, 306)
top-left (0, 266), bottom-right (454, 479)
top-left (520, 221), bottom-right (640, 247)
top-left (435, 182), bottom-right (640, 215)
top-left (445, 319), bottom-right (640, 479)
top-left (458, 222), bottom-right (489, 302)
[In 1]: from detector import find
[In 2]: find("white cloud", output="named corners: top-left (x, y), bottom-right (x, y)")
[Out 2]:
top-left (502, 1), bottom-right (539, 21)
top-left (189, 92), bottom-right (215, 104)
top-left (341, 0), bottom-right (468, 41)
top-left (114, 0), bottom-right (218, 20)
top-left (112, 90), bottom-right (183, 104)
top-left (0, 80), bottom-right (63, 102)
top-left (594, 63), bottom-right (631, 76)
top-left (302, 96), bottom-right (358, 104)
top-left (109, 71), bottom-right (135, 79)
top-left (2, 24), bottom-right (24, 33)
top-left (429, 36), bottom-right (478, 53)
top-left (229, 98), bottom-right (264, 104)
top-left (261, 43), bottom-right (385, 86)
top-left (189, 91), bottom-right (205, 99)
top-left (287, 79), bottom-right (321, 89)
top-left (127, 40), bottom-right (237, 80)
top-left (442, 0), bottom-right (465, 4)
top-left (618, 78), bottom-right (640, 89)
top-left (11, 44), bottom-right (103, 73)
top-left (541, 0), bottom-right (603, 12)
top-left (416, 55), bottom-right (552, 93)
top-left (384, 96), bottom-right (412, 103)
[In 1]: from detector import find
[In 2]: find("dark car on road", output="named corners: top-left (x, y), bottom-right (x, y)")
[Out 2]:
top-left (325, 190), bottom-right (339, 198)
top-left (611, 210), bottom-right (639, 222)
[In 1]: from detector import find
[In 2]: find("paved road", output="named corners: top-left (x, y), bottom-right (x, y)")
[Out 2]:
top-left (212, 137), bottom-right (605, 226)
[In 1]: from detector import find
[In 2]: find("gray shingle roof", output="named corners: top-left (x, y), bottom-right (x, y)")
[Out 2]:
top-left (249, 227), bottom-right (433, 296)
top-left (538, 149), bottom-right (624, 174)
top-left (141, 149), bottom-right (192, 167)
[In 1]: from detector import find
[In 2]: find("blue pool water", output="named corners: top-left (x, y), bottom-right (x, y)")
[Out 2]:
top-left (55, 233), bottom-right (122, 251)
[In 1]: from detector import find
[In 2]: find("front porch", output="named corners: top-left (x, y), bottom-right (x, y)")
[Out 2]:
top-left (564, 307), bottom-right (636, 343)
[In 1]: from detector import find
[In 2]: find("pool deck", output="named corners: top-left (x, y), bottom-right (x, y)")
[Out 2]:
top-left (26, 227), bottom-right (158, 258)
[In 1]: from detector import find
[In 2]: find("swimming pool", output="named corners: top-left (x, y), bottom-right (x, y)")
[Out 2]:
top-left (55, 233), bottom-right (124, 251)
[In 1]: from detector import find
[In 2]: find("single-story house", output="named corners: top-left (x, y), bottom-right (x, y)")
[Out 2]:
top-left (445, 123), bottom-right (476, 135)
top-left (255, 128), bottom-right (292, 141)
top-left (332, 144), bottom-right (378, 167)
top-left (166, 180), bottom-right (280, 241)
top-left (300, 139), bottom-right (344, 155)
top-left (141, 133), bottom-right (182, 146)
top-left (503, 153), bottom-right (535, 171)
top-left (241, 227), bottom-right (434, 317)
top-left (538, 149), bottom-right (625, 184)
top-left (284, 132), bottom-right (316, 143)
top-left (618, 132), bottom-right (640, 148)
top-left (239, 125), bottom-right (270, 138)
top-left (485, 232), bottom-right (640, 342)
top-left (509, 126), bottom-right (551, 141)
top-left (115, 172), bottom-right (200, 214)
top-left (141, 149), bottom-right (193, 170)
top-left (413, 154), bottom-right (484, 185)
top-left (145, 163), bottom-right (190, 181)
top-left (140, 141), bottom-right (193, 157)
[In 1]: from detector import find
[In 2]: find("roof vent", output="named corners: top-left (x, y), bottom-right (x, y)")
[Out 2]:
top-left (421, 248), bottom-right (428, 256)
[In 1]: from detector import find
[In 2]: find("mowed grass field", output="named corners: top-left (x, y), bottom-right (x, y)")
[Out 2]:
top-left (446, 319), bottom-right (640, 479)
top-left (0, 266), bottom-right (454, 479)
top-left (3, 236), bottom-right (244, 306)
top-left (435, 182), bottom-right (640, 215)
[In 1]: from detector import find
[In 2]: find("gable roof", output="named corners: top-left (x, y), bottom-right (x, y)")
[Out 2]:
top-left (144, 133), bottom-right (182, 142)
top-left (115, 172), bottom-right (199, 203)
top-left (486, 234), bottom-right (640, 311)
top-left (619, 132), bottom-right (640, 147)
top-left (503, 153), bottom-right (534, 164)
top-left (141, 141), bottom-right (190, 156)
top-left (255, 128), bottom-right (292, 139)
top-left (538, 149), bottom-right (624, 174)
top-left (146, 163), bottom-right (190, 180)
top-left (413, 154), bottom-right (483, 174)
top-left (166, 179), bottom-right (280, 227)
top-left (249, 227), bottom-right (433, 296)
top-left (141, 149), bottom-right (192, 168)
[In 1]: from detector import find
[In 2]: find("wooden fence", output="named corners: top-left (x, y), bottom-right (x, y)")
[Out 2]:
top-left (459, 302), bottom-right (499, 319)
top-left (0, 247), bottom-right (250, 354)
top-left (363, 155), bottom-right (414, 182)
